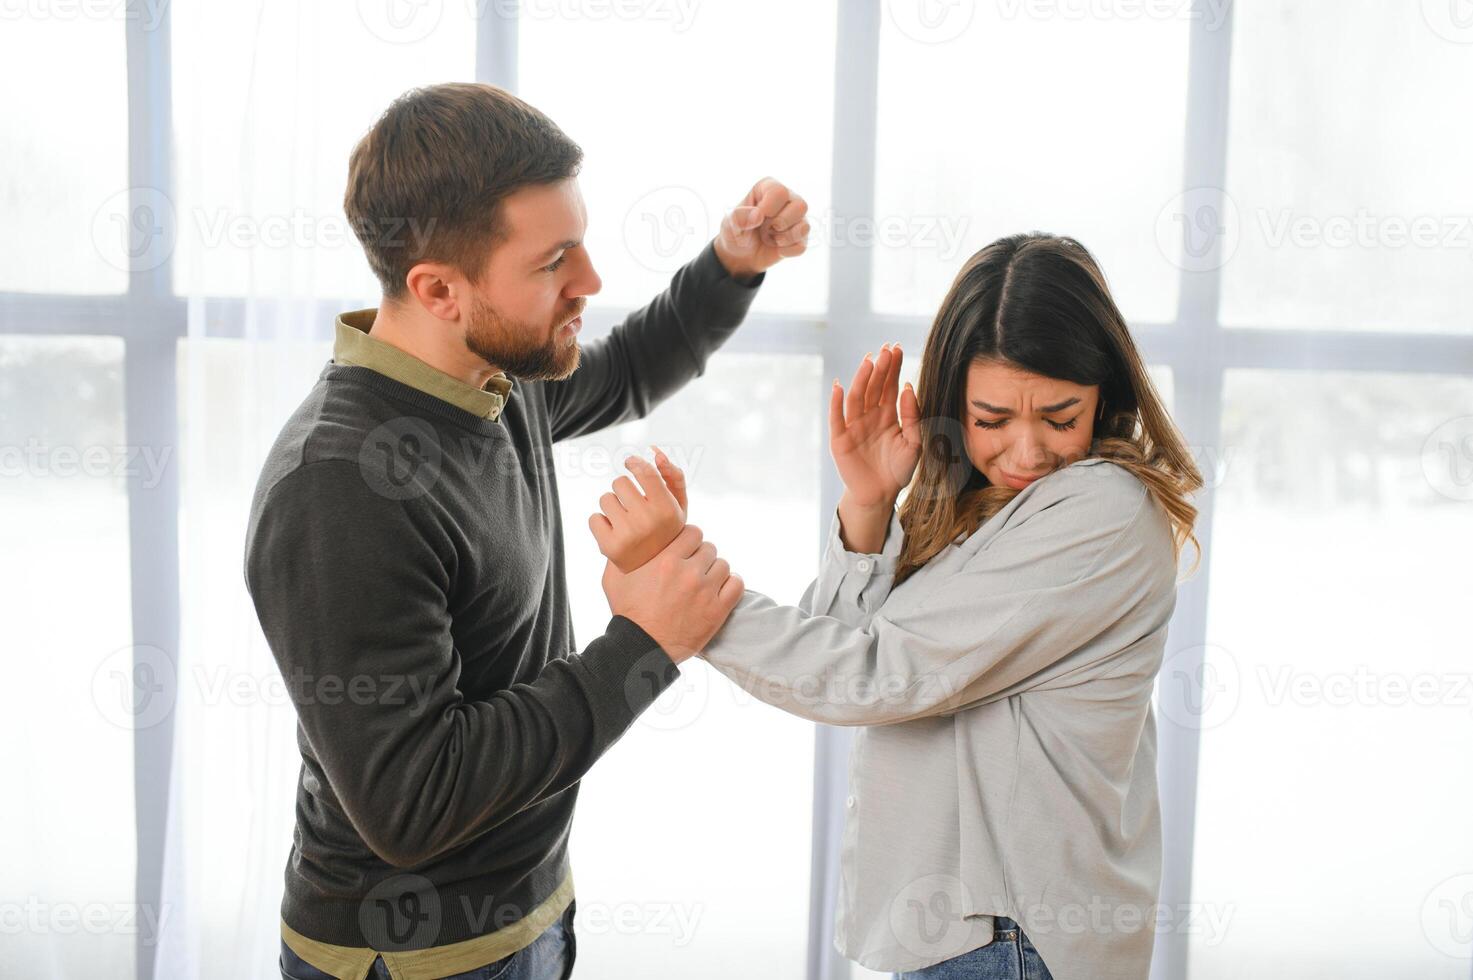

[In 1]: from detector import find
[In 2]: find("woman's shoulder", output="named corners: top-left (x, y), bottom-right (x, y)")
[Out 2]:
top-left (1031, 457), bottom-right (1178, 580)
top-left (1025, 456), bottom-right (1148, 522)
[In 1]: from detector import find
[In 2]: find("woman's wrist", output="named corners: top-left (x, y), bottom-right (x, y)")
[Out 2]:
top-left (837, 491), bottom-right (896, 555)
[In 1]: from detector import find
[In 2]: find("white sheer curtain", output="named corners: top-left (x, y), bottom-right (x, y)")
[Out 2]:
top-left (157, 3), bottom-right (478, 975)
top-left (1, 15), bottom-right (138, 980)
top-left (6, 3), bottom-right (1473, 979)
top-left (157, 3), bottom-right (825, 977)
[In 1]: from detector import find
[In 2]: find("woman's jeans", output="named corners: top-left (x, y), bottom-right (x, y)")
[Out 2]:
top-left (279, 900), bottom-right (576, 980)
top-left (894, 915), bottom-right (1054, 980)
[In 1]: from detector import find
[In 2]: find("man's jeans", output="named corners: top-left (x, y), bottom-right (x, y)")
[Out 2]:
top-left (893, 915), bottom-right (1054, 980)
top-left (280, 900), bottom-right (576, 980)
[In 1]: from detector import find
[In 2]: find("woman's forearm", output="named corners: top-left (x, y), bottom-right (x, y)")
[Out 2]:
top-left (837, 490), bottom-right (895, 554)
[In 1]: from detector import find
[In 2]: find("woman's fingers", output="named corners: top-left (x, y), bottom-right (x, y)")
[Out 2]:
top-left (848, 343), bottom-right (907, 423)
top-left (846, 352), bottom-right (873, 424)
top-left (624, 456), bottom-right (676, 511)
top-left (865, 345), bottom-right (892, 412)
top-left (598, 491), bottom-right (625, 518)
top-left (882, 343), bottom-right (903, 414)
top-left (588, 512), bottom-right (614, 551)
top-left (651, 446), bottom-right (689, 515)
top-left (899, 381), bottom-right (922, 448)
top-left (828, 379), bottom-right (847, 442)
top-left (610, 475), bottom-right (643, 511)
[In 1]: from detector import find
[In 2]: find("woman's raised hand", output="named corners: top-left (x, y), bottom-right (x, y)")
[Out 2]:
top-left (588, 447), bottom-right (689, 572)
top-left (829, 343), bottom-right (922, 509)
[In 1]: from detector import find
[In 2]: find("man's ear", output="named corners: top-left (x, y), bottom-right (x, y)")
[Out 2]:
top-left (403, 261), bottom-right (464, 320)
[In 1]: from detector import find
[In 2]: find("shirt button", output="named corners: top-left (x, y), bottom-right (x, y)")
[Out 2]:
top-left (856, 560), bottom-right (872, 573)
top-left (846, 795), bottom-right (856, 809)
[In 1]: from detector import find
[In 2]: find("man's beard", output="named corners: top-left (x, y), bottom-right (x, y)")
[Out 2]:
top-left (464, 296), bottom-right (584, 382)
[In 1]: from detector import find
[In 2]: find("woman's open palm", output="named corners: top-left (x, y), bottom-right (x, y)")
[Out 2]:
top-left (829, 343), bottom-right (922, 508)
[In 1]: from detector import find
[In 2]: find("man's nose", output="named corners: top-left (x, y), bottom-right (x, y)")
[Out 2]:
top-left (569, 250), bottom-right (601, 299)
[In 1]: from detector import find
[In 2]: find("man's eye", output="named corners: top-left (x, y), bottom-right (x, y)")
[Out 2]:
top-left (544, 255), bottom-right (566, 273)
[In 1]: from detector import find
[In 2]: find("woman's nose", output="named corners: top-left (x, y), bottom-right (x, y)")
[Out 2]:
top-left (1006, 432), bottom-right (1050, 471)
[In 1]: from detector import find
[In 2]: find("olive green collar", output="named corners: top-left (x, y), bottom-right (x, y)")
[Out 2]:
top-left (333, 309), bottom-right (514, 422)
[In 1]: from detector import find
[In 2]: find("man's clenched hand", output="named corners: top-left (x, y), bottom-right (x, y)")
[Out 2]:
top-left (713, 177), bottom-right (810, 282)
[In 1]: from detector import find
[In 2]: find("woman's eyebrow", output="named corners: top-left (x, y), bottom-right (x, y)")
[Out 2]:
top-left (970, 397), bottom-right (1081, 414)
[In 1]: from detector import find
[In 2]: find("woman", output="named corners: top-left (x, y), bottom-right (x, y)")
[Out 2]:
top-left (592, 233), bottom-right (1203, 979)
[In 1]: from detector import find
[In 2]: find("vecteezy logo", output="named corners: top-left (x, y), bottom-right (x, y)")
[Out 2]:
top-left (1157, 643), bottom-right (1239, 732)
top-left (358, 417), bottom-right (443, 501)
top-left (359, 873), bottom-right (442, 950)
top-left (1155, 186), bottom-right (1241, 273)
top-left (623, 186), bottom-right (710, 275)
top-left (887, 0), bottom-right (975, 44)
top-left (1422, 415), bottom-right (1473, 501)
top-left (641, 658), bottom-right (710, 732)
top-left (357, 0), bottom-right (444, 44)
top-left (889, 873), bottom-right (978, 960)
top-left (624, 649), bottom-right (706, 730)
top-left (91, 187), bottom-right (177, 274)
top-left (92, 644), bottom-right (177, 730)
top-left (1422, 0), bottom-right (1473, 43)
top-left (1421, 873), bottom-right (1473, 958)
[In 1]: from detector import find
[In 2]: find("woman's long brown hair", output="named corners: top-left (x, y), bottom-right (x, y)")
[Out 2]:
top-left (894, 232), bottom-right (1204, 588)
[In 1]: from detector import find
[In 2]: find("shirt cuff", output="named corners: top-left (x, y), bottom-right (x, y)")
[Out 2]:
top-left (806, 506), bottom-right (904, 623)
top-left (824, 505), bottom-right (904, 578)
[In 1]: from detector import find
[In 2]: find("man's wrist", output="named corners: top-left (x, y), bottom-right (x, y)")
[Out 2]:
top-left (711, 238), bottom-right (763, 285)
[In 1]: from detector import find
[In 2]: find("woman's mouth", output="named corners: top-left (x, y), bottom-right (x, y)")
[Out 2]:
top-left (998, 469), bottom-right (1044, 490)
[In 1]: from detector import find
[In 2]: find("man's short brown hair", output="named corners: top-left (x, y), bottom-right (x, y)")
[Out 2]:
top-left (344, 82), bottom-right (583, 301)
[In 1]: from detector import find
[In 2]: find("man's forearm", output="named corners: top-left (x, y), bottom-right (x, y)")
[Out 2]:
top-left (543, 240), bottom-right (763, 441)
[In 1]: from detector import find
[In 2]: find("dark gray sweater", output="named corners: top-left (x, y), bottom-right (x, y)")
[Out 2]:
top-left (244, 242), bottom-right (761, 950)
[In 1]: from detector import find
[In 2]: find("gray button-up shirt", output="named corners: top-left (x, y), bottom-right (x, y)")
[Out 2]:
top-left (701, 456), bottom-right (1180, 978)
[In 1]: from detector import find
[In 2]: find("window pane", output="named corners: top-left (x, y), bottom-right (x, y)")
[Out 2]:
top-left (0, 18), bottom-right (128, 293)
top-left (519, 1), bottom-right (837, 315)
top-left (561, 352), bottom-right (821, 977)
top-left (873, 5), bottom-right (1191, 321)
top-left (174, 337), bottom-right (334, 964)
top-left (1220, 2), bottom-right (1473, 333)
top-left (1183, 370), bottom-right (1473, 977)
top-left (0, 337), bottom-right (136, 975)
top-left (171, 2), bottom-right (477, 301)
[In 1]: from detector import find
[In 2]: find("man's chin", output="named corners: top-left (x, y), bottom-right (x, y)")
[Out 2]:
top-left (544, 339), bottom-right (580, 381)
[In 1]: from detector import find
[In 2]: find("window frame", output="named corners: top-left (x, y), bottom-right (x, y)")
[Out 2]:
top-left (3, 4), bottom-right (1472, 978)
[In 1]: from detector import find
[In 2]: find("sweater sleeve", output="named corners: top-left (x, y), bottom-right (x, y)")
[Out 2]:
top-left (542, 241), bottom-right (763, 442)
top-left (700, 465), bottom-right (1174, 726)
top-left (244, 459), bottom-right (679, 869)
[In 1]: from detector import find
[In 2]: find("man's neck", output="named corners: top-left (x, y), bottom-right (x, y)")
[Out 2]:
top-left (367, 304), bottom-right (502, 390)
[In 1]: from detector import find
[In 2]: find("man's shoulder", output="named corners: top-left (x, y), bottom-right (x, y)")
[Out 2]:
top-left (251, 370), bottom-right (410, 507)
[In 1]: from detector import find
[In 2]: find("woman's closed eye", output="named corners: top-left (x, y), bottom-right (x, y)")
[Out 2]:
top-left (974, 416), bottom-right (1078, 432)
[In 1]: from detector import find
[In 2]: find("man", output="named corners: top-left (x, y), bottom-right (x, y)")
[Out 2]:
top-left (243, 81), bottom-right (809, 980)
